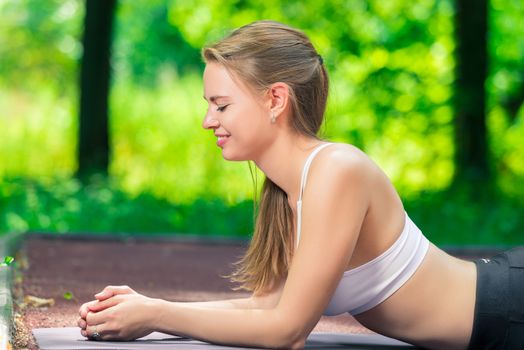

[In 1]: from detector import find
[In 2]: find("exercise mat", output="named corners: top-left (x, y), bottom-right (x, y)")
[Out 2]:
top-left (33, 327), bottom-right (416, 349)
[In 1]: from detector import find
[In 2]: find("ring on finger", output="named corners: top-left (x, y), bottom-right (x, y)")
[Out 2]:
top-left (91, 325), bottom-right (101, 341)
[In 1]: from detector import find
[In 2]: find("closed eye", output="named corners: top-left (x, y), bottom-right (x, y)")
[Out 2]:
top-left (216, 104), bottom-right (229, 112)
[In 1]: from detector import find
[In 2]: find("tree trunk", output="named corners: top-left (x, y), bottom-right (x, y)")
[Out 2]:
top-left (453, 0), bottom-right (490, 190)
top-left (77, 0), bottom-right (117, 178)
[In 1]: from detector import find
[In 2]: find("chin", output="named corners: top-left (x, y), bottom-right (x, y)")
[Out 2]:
top-left (221, 149), bottom-right (250, 162)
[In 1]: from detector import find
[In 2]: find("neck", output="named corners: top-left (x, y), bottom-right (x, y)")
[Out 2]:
top-left (253, 133), bottom-right (324, 206)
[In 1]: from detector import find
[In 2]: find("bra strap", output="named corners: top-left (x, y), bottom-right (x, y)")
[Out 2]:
top-left (298, 143), bottom-right (333, 202)
top-left (296, 143), bottom-right (333, 247)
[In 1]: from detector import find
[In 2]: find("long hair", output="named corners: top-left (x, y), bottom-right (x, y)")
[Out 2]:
top-left (202, 20), bottom-right (329, 293)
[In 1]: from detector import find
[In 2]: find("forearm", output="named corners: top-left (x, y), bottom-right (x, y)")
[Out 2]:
top-left (150, 299), bottom-right (303, 349)
top-left (181, 297), bottom-right (255, 310)
top-left (181, 291), bottom-right (279, 310)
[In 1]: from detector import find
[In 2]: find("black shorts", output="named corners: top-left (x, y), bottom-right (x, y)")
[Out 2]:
top-left (467, 247), bottom-right (524, 350)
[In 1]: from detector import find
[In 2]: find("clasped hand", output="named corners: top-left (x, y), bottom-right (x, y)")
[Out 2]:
top-left (77, 285), bottom-right (158, 341)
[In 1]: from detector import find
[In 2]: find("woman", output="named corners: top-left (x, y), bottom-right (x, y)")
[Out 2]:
top-left (77, 20), bottom-right (523, 349)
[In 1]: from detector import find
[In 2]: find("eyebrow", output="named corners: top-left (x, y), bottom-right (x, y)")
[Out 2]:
top-left (203, 95), bottom-right (229, 103)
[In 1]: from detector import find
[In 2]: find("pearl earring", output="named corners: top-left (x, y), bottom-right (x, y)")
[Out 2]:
top-left (271, 112), bottom-right (277, 124)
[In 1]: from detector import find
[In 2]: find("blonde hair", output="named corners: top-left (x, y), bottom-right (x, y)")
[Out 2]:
top-left (202, 20), bottom-right (329, 292)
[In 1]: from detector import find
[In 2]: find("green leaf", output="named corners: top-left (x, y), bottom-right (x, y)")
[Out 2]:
top-left (63, 291), bottom-right (74, 300)
top-left (0, 256), bottom-right (14, 266)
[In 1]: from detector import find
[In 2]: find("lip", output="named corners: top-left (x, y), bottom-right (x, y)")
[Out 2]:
top-left (216, 135), bottom-right (230, 147)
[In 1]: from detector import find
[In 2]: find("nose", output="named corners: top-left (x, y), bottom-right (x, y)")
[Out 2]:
top-left (202, 113), bottom-right (220, 130)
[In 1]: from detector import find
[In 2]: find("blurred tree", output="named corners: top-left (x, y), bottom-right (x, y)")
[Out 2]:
top-left (502, 79), bottom-right (524, 122)
top-left (453, 0), bottom-right (490, 191)
top-left (77, 0), bottom-right (117, 178)
top-left (112, 0), bottom-right (202, 86)
top-left (491, 0), bottom-right (524, 126)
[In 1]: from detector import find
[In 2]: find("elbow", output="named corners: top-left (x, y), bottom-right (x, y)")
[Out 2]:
top-left (262, 307), bottom-right (311, 349)
top-left (269, 333), bottom-right (305, 349)
top-left (271, 318), bottom-right (308, 349)
top-left (283, 335), bottom-right (307, 349)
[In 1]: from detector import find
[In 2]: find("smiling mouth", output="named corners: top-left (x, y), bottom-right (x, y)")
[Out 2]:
top-left (216, 135), bottom-right (230, 147)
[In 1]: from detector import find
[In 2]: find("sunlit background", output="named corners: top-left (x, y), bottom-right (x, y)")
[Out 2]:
top-left (1, 0), bottom-right (523, 244)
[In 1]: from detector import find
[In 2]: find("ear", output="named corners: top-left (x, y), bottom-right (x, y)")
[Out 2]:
top-left (267, 82), bottom-right (290, 118)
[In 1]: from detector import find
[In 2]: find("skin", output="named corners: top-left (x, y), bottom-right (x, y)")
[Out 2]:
top-left (77, 62), bottom-right (477, 350)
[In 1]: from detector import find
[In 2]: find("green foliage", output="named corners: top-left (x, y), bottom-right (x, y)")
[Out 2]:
top-left (0, 0), bottom-right (524, 243)
top-left (405, 189), bottom-right (524, 245)
top-left (0, 177), bottom-right (253, 237)
top-left (166, 0), bottom-right (462, 193)
top-left (113, 0), bottom-right (203, 85)
top-left (0, 0), bottom-right (83, 93)
top-left (0, 256), bottom-right (15, 267)
top-left (0, 87), bottom-right (77, 178)
top-left (488, 0), bottom-right (524, 190)
top-left (1, 175), bottom-right (522, 244)
top-left (109, 73), bottom-right (257, 203)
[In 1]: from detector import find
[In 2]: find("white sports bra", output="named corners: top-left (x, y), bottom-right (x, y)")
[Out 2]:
top-left (296, 143), bottom-right (430, 316)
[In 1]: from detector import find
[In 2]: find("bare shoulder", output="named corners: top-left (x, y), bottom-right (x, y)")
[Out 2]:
top-left (310, 143), bottom-right (404, 229)
top-left (311, 142), bottom-right (380, 183)
top-left (298, 142), bottom-right (384, 214)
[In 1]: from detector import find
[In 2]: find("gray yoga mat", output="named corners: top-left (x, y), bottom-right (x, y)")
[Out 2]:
top-left (33, 327), bottom-right (416, 349)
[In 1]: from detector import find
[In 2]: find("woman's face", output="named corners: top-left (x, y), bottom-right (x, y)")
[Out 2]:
top-left (202, 62), bottom-right (275, 161)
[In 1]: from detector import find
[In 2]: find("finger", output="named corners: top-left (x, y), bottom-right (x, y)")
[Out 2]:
top-left (86, 298), bottom-right (116, 314)
top-left (95, 285), bottom-right (136, 301)
top-left (87, 297), bottom-right (121, 314)
top-left (77, 317), bottom-right (86, 329)
top-left (79, 300), bottom-right (99, 318)
top-left (85, 323), bottom-right (105, 341)
top-left (85, 296), bottom-right (122, 325)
